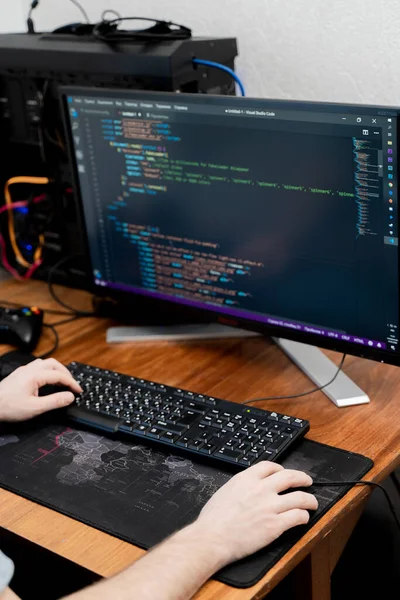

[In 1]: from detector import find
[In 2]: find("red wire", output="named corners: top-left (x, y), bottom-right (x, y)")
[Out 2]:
top-left (0, 195), bottom-right (47, 279)
top-left (0, 194), bottom-right (47, 216)
top-left (0, 234), bottom-right (42, 280)
top-left (0, 200), bottom-right (29, 216)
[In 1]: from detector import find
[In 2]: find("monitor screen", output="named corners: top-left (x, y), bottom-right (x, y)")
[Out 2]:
top-left (61, 87), bottom-right (400, 365)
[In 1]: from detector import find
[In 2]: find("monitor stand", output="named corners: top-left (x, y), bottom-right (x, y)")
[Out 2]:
top-left (274, 338), bottom-right (370, 408)
top-left (105, 322), bottom-right (370, 408)
top-left (106, 323), bottom-right (262, 343)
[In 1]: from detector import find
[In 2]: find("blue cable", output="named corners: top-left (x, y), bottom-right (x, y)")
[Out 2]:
top-left (192, 58), bottom-right (245, 96)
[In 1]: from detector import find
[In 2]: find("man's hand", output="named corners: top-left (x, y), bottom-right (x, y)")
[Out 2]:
top-left (0, 358), bottom-right (82, 422)
top-left (195, 461), bottom-right (318, 566)
top-left (63, 461), bottom-right (318, 600)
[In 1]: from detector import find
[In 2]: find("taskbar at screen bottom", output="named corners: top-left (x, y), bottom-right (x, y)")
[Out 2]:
top-left (95, 279), bottom-right (391, 351)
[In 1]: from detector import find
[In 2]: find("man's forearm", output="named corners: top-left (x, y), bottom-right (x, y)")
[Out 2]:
top-left (62, 521), bottom-right (227, 600)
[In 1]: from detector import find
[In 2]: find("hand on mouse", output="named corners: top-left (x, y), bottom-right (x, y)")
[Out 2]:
top-left (194, 461), bottom-right (318, 566)
top-left (0, 358), bottom-right (82, 422)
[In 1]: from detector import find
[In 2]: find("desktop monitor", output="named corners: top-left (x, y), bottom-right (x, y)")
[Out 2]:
top-left (61, 87), bottom-right (399, 372)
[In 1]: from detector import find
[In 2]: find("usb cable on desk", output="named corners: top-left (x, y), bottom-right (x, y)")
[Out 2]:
top-left (242, 354), bottom-right (347, 405)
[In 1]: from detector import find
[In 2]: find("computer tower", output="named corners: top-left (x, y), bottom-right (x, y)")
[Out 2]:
top-left (0, 33), bottom-right (238, 287)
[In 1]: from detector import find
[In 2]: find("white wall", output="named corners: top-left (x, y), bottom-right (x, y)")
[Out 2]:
top-left (18, 0), bottom-right (400, 106)
top-left (1, 2), bottom-right (25, 33)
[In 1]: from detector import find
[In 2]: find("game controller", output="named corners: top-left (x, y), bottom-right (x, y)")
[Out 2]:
top-left (0, 306), bottom-right (43, 351)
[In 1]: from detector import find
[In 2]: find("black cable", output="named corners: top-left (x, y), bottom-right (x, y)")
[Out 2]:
top-left (68, 0), bottom-right (90, 24)
top-left (35, 315), bottom-right (86, 360)
top-left (27, 0), bottom-right (39, 33)
top-left (101, 9), bottom-right (122, 21)
top-left (38, 323), bottom-right (59, 359)
top-left (0, 260), bottom-right (96, 319)
top-left (92, 17), bottom-right (191, 43)
top-left (48, 254), bottom-right (96, 317)
top-left (242, 354), bottom-right (346, 405)
top-left (48, 314), bottom-right (82, 327)
top-left (27, 0), bottom-right (89, 35)
top-left (312, 480), bottom-right (400, 534)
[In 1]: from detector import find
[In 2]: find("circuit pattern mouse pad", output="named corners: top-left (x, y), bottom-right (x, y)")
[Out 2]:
top-left (0, 421), bottom-right (373, 588)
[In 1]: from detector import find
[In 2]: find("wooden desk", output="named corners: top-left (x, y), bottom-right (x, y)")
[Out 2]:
top-left (0, 278), bottom-right (399, 600)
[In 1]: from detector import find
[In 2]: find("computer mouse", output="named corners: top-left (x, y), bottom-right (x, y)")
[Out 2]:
top-left (0, 350), bottom-right (75, 398)
top-left (0, 349), bottom-right (36, 380)
top-left (279, 485), bottom-right (319, 513)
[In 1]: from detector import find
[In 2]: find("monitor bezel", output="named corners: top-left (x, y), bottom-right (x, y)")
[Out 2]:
top-left (60, 85), bottom-right (400, 367)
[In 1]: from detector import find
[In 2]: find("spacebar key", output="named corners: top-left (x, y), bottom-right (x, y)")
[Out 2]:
top-left (67, 406), bottom-right (123, 433)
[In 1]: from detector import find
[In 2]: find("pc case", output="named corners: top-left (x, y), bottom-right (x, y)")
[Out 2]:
top-left (0, 33), bottom-right (238, 286)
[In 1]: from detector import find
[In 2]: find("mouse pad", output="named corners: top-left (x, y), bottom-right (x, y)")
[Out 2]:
top-left (0, 420), bottom-right (373, 588)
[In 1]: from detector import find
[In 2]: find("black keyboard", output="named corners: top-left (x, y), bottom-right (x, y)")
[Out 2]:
top-left (65, 362), bottom-right (310, 471)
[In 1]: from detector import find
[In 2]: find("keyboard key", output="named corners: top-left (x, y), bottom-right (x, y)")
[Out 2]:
top-left (221, 412), bottom-right (232, 420)
top-left (176, 437), bottom-right (190, 447)
top-left (252, 427), bottom-right (263, 438)
top-left (282, 426), bottom-right (295, 438)
top-left (133, 424), bottom-right (149, 435)
top-left (155, 420), bottom-right (186, 434)
top-left (259, 450), bottom-right (274, 461)
top-left (268, 412), bottom-right (280, 421)
top-left (225, 439), bottom-right (238, 449)
top-left (238, 456), bottom-right (255, 467)
top-left (248, 447), bottom-right (261, 458)
top-left (224, 421), bottom-right (237, 432)
top-left (216, 447), bottom-right (241, 462)
top-left (233, 431), bottom-right (247, 441)
top-left (188, 440), bottom-right (203, 451)
top-left (252, 443), bottom-right (264, 453)
top-left (270, 424), bottom-right (282, 434)
top-left (247, 434), bottom-right (259, 445)
top-left (280, 415), bottom-right (293, 425)
top-left (119, 423), bottom-right (133, 433)
top-left (178, 411), bottom-right (199, 427)
top-left (268, 435), bottom-right (288, 453)
top-left (184, 401), bottom-right (205, 413)
top-left (160, 431), bottom-right (179, 443)
top-left (147, 427), bottom-right (163, 439)
top-left (199, 444), bottom-right (216, 455)
top-left (292, 418), bottom-right (307, 428)
top-left (237, 442), bottom-right (250, 453)
top-left (239, 424), bottom-right (253, 434)
top-left (209, 434), bottom-right (224, 446)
